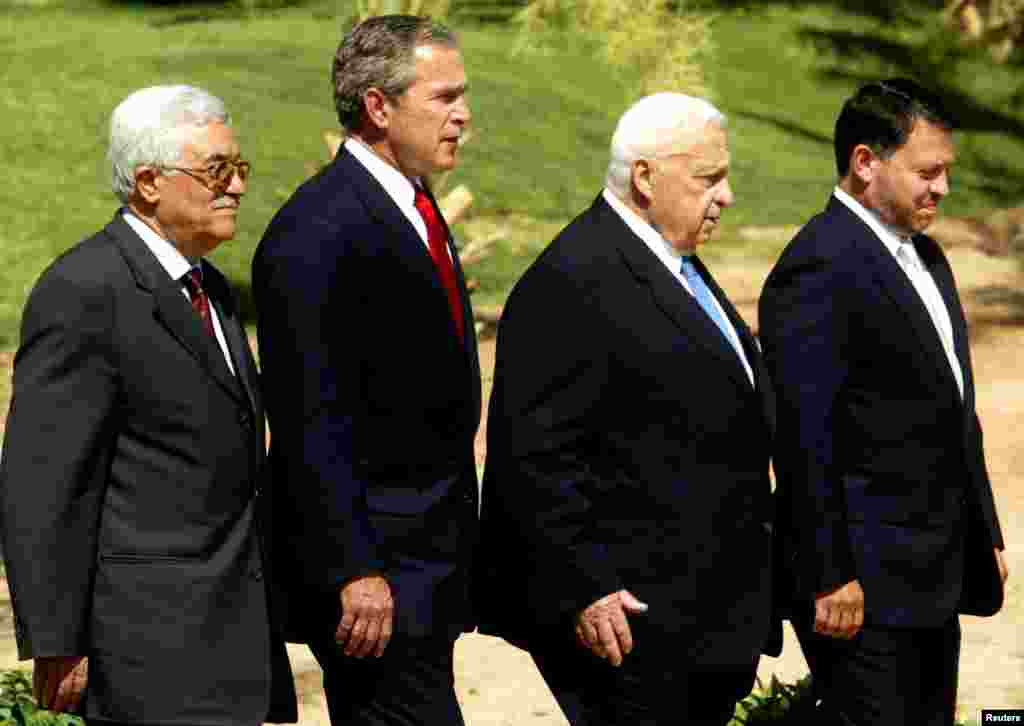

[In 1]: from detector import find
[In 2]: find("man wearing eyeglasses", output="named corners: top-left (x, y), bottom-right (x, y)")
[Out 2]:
top-left (0, 85), bottom-right (297, 726)
top-left (760, 78), bottom-right (1008, 725)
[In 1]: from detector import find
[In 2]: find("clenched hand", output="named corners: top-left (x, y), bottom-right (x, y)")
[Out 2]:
top-left (575, 589), bottom-right (649, 667)
top-left (336, 574), bottom-right (394, 658)
top-left (814, 579), bottom-right (864, 639)
top-left (33, 655), bottom-right (87, 713)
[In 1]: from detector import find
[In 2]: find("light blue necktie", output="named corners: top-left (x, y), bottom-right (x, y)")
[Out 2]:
top-left (679, 256), bottom-right (734, 346)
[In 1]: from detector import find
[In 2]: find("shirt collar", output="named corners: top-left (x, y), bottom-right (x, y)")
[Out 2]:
top-left (833, 185), bottom-right (910, 257)
top-left (602, 188), bottom-right (690, 270)
top-left (121, 209), bottom-right (195, 282)
top-left (345, 136), bottom-right (422, 210)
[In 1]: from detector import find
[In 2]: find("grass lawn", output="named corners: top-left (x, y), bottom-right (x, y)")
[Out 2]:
top-left (0, 0), bottom-right (1022, 348)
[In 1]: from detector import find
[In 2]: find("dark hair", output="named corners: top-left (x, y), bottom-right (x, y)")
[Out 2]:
top-left (332, 14), bottom-right (458, 132)
top-left (834, 78), bottom-right (957, 177)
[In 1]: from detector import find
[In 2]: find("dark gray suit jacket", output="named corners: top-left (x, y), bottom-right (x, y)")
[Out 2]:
top-left (0, 214), bottom-right (297, 725)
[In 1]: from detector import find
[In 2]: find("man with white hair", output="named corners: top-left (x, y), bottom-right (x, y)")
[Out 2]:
top-left (475, 93), bottom-right (779, 725)
top-left (0, 85), bottom-right (297, 726)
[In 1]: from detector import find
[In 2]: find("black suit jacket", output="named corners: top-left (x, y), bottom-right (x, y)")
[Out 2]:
top-left (0, 214), bottom-right (297, 725)
top-left (475, 195), bottom-right (779, 667)
top-left (760, 195), bottom-right (1005, 628)
top-left (253, 146), bottom-right (481, 643)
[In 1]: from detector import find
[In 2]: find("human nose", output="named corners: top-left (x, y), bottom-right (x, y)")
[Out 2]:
top-left (226, 166), bottom-right (247, 196)
top-left (453, 95), bottom-right (471, 127)
top-left (931, 170), bottom-right (949, 198)
top-left (717, 177), bottom-right (735, 208)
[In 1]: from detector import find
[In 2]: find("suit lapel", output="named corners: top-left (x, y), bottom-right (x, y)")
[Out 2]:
top-left (204, 262), bottom-right (261, 419)
top-left (339, 150), bottom-right (458, 328)
top-left (336, 149), bottom-right (481, 422)
top-left (835, 198), bottom-right (964, 406)
top-left (106, 214), bottom-right (246, 406)
top-left (600, 199), bottom-right (751, 391)
top-left (916, 234), bottom-right (975, 410)
top-left (691, 255), bottom-right (759, 391)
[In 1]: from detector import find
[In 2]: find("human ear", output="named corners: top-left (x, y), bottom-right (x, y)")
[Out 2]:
top-left (632, 159), bottom-right (655, 204)
top-left (850, 144), bottom-right (877, 185)
top-left (363, 88), bottom-right (391, 130)
top-left (135, 166), bottom-right (162, 204)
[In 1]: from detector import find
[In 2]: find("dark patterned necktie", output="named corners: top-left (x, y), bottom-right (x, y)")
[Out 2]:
top-left (414, 186), bottom-right (465, 343)
top-left (182, 267), bottom-right (215, 338)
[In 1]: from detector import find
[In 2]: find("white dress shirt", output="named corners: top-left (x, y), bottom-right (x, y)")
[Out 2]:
top-left (833, 186), bottom-right (963, 398)
top-left (121, 210), bottom-right (236, 375)
top-left (602, 188), bottom-right (754, 385)
top-left (344, 137), bottom-right (452, 259)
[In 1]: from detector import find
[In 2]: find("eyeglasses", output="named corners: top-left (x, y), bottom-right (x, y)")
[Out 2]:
top-left (163, 158), bottom-right (251, 195)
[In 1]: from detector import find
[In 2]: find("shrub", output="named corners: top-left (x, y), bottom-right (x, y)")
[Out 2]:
top-left (0, 671), bottom-right (83, 726)
top-left (515, 0), bottom-right (712, 98)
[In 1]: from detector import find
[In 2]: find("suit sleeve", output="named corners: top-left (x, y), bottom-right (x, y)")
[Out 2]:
top-left (759, 249), bottom-right (857, 596)
top-left (486, 264), bottom-right (622, 622)
top-left (254, 215), bottom-right (383, 593)
top-left (0, 265), bottom-right (117, 660)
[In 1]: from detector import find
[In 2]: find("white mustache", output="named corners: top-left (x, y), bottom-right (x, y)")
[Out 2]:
top-left (212, 197), bottom-right (238, 210)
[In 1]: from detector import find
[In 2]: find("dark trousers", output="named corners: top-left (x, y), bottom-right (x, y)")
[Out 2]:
top-left (797, 618), bottom-right (961, 726)
top-left (530, 636), bottom-right (757, 726)
top-left (309, 635), bottom-right (464, 726)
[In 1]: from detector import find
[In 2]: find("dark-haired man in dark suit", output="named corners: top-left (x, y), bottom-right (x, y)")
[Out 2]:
top-left (253, 14), bottom-right (479, 726)
top-left (760, 78), bottom-right (1008, 726)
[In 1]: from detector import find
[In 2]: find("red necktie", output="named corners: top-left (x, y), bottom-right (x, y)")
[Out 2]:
top-left (414, 186), bottom-right (465, 343)
top-left (182, 268), bottom-right (216, 338)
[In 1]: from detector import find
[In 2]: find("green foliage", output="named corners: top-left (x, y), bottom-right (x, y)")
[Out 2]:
top-left (352, 0), bottom-right (453, 22)
top-left (514, 0), bottom-right (712, 97)
top-left (731, 674), bottom-right (816, 725)
top-left (0, 1), bottom-right (1021, 347)
top-left (0, 671), bottom-right (83, 726)
top-left (730, 675), bottom-right (972, 725)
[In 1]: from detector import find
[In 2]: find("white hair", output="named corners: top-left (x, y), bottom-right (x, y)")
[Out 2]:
top-left (605, 92), bottom-right (726, 198)
top-left (108, 85), bottom-right (230, 203)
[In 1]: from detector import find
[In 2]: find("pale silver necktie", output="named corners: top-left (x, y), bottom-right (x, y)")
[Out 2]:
top-left (895, 242), bottom-right (963, 398)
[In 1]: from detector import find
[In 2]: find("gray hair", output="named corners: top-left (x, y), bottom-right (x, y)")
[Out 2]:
top-left (108, 85), bottom-right (230, 203)
top-left (605, 92), bottom-right (726, 198)
top-left (332, 14), bottom-right (458, 132)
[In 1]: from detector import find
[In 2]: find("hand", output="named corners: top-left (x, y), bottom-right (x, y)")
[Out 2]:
top-left (33, 656), bottom-right (87, 713)
top-left (336, 574), bottom-right (394, 659)
top-left (814, 579), bottom-right (864, 639)
top-left (995, 547), bottom-right (1009, 585)
top-left (574, 589), bottom-right (649, 667)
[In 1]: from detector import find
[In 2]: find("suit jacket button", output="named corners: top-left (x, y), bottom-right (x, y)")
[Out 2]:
top-left (238, 409), bottom-right (252, 428)
top-left (252, 569), bottom-right (263, 581)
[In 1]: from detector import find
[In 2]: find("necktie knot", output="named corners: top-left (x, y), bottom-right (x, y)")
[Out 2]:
top-left (182, 267), bottom-right (215, 338)
top-left (183, 267), bottom-right (204, 298)
top-left (414, 187), bottom-right (439, 230)
top-left (896, 241), bottom-right (920, 270)
top-left (413, 185), bottom-right (465, 344)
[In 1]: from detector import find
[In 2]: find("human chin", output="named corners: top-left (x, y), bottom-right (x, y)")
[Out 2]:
top-left (434, 146), bottom-right (459, 171)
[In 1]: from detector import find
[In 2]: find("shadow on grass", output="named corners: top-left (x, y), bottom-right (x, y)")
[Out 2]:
top-left (691, 0), bottom-right (932, 24)
top-left (102, 0), bottom-right (319, 27)
top-left (731, 109), bottom-right (833, 147)
top-left (799, 28), bottom-right (1024, 139)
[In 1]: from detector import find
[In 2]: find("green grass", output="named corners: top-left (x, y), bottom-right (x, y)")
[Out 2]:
top-left (0, 0), bottom-right (1022, 347)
